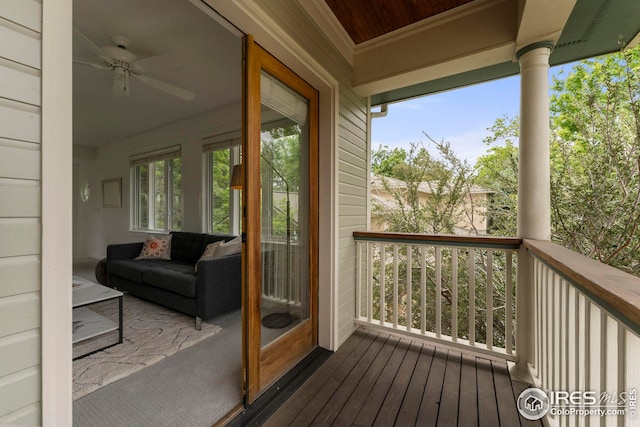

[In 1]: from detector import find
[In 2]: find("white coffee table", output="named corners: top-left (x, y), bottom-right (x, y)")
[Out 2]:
top-left (72, 276), bottom-right (123, 359)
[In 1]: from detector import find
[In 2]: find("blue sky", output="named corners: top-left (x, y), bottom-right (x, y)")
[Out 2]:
top-left (371, 65), bottom-right (572, 165)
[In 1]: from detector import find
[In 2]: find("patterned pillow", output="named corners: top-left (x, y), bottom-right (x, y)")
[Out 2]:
top-left (213, 236), bottom-right (242, 258)
top-left (135, 235), bottom-right (172, 260)
top-left (195, 241), bottom-right (222, 272)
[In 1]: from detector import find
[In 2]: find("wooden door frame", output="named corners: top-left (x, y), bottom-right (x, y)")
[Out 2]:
top-left (243, 36), bottom-right (319, 403)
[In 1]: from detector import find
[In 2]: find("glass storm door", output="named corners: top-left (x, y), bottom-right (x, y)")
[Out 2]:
top-left (243, 37), bottom-right (318, 403)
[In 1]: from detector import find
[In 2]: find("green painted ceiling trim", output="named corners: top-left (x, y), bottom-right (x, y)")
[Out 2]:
top-left (370, 61), bottom-right (520, 106)
top-left (371, 0), bottom-right (640, 106)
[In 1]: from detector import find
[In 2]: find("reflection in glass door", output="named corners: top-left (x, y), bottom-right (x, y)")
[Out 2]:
top-left (259, 72), bottom-right (310, 345)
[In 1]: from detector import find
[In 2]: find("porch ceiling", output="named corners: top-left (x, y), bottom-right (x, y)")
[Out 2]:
top-left (324, 0), bottom-right (473, 45)
top-left (306, 0), bottom-right (640, 105)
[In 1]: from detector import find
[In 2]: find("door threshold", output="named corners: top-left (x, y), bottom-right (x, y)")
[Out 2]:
top-left (224, 346), bottom-right (331, 426)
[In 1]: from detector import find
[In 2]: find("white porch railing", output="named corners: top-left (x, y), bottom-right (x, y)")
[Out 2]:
top-left (353, 232), bottom-right (640, 424)
top-left (525, 240), bottom-right (640, 427)
top-left (353, 232), bottom-right (521, 360)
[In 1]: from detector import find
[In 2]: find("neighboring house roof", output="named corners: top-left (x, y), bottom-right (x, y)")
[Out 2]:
top-left (370, 174), bottom-right (493, 195)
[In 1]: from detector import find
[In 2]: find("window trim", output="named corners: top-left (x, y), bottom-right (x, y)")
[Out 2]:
top-left (202, 134), bottom-right (242, 235)
top-left (129, 145), bottom-right (182, 232)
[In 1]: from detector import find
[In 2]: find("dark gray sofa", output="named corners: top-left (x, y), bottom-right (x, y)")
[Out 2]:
top-left (106, 231), bottom-right (241, 329)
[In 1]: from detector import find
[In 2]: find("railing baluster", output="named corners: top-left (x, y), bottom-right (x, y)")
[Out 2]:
top-left (406, 244), bottom-right (412, 332)
top-left (393, 244), bottom-right (399, 329)
top-left (356, 242), bottom-right (361, 320)
top-left (486, 249), bottom-right (493, 350)
top-left (379, 243), bottom-right (386, 326)
top-left (505, 250), bottom-right (513, 355)
top-left (367, 242), bottom-right (373, 323)
top-left (452, 248), bottom-right (458, 342)
top-left (435, 246), bottom-right (442, 339)
top-left (420, 246), bottom-right (426, 335)
top-left (469, 248), bottom-right (476, 347)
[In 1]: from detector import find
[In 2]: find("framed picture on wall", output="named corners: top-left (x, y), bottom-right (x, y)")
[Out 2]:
top-left (102, 177), bottom-right (122, 208)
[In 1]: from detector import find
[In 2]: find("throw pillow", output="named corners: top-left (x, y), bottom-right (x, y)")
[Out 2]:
top-left (135, 234), bottom-right (172, 260)
top-left (213, 236), bottom-right (242, 258)
top-left (195, 241), bottom-right (222, 272)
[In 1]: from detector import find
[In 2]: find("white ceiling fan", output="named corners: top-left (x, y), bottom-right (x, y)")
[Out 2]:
top-left (73, 28), bottom-right (196, 101)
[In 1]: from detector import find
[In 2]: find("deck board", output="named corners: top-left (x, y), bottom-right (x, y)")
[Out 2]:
top-left (309, 333), bottom-right (388, 426)
top-left (457, 353), bottom-right (479, 427)
top-left (331, 335), bottom-right (398, 426)
top-left (436, 350), bottom-right (462, 426)
top-left (354, 337), bottom-right (408, 426)
top-left (372, 340), bottom-right (422, 427)
top-left (416, 347), bottom-right (448, 426)
top-left (263, 329), bottom-right (544, 427)
top-left (394, 344), bottom-right (434, 426)
top-left (476, 357), bottom-right (501, 427)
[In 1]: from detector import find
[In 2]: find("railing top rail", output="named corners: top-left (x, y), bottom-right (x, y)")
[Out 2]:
top-left (525, 239), bottom-right (640, 334)
top-left (353, 231), bottom-right (522, 249)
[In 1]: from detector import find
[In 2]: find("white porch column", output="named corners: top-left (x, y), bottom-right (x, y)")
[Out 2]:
top-left (512, 42), bottom-right (553, 382)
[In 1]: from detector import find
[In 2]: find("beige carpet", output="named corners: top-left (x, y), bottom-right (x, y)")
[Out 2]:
top-left (73, 294), bottom-right (221, 400)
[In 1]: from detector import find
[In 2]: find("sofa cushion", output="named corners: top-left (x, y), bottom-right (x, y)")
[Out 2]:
top-left (107, 259), bottom-right (155, 283)
top-left (213, 236), bottom-right (242, 258)
top-left (142, 261), bottom-right (197, 298)
top-left (135, 234), bottom-right (172, 260)
top-left (170, 231), bottom-right (206, 263)
top-left (195, 241), bottom-right (222, 272)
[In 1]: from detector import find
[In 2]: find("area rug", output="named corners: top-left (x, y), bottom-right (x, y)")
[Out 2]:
top-left (73, 294), bottom-right (221, 400)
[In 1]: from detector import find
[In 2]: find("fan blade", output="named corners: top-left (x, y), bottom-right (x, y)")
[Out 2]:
top-left (74, 60), bottom-right (111, 70)
top-left (132, 74), bottom-right (195, 101)
top-left (133, 52), bottom-right (184, 73)
top-left (73, 27), bottom-right (112, 63)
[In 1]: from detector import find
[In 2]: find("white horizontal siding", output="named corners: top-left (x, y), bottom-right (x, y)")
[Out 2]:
top-left (0, 2), bottom-right (42, 423)
top-left (0, 16), bottom-right (41, 69)
top-left (0, 0), bottom-right (42, 33)
top-left (0, 330), bottom-right (40, 378)
top-left (0, 100), bottom-right (41, 143)
top-left (0, 255), bottom-right (40, 298)
top-left (0, 293), bottom-right (40, 337)
top-left (0, 402), bottom-right (40, 425)
top-left (336, 94), bottom-right (368, 346)
top-left (0, 59), bottom-right (41, 106)
top-left (0, 180), bottom-right (40, 217)
top-left (0, 367), bottom-right (41, 419)
top-left (0, 220), bottom-right (40, 258)
top-left (0, 139), bottom-right (41, 180)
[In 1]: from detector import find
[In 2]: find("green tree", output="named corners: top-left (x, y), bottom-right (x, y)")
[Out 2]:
top-left (476, 45), bottom-right (640, 273)
top-left (550, 47), bottom-right (640, 273)
top-left (370, 137), bottom-right (512, 348)
top-left (210, 150), bottom-right (231, 233)
top-left (371, 145), bottom-right (408, 177)
top-left (475, 116), bottom-right (519, 237)
top-left (372, 137), bottom-right (480, 234)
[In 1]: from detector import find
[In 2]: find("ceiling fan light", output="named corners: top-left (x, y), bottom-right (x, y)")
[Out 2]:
top-left (113, 67), bottom-right (130, 97)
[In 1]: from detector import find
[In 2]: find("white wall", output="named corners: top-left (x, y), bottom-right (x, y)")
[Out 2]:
top-left (74, 101), bottom-right (241, 260)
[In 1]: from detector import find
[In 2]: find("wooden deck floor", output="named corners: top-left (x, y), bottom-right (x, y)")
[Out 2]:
top-left (263, 329), bottom-right (542, 427)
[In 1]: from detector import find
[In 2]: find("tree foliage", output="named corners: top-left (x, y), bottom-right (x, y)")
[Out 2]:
top-left (475, 46), bottom-right (640, 273)
top-left (371, 136), bottom-right (480, 234)
top-left (475, 116), bottom-right (519, 237)
top-left (549, 47), bottom-right (640, 273)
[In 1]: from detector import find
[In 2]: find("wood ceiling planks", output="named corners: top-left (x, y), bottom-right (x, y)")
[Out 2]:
top-left (325, 0), bottom-right (474, 44)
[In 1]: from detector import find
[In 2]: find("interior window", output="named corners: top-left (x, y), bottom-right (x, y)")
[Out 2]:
top-left (203, 138), bottom-right (241, 235)
top-left (130, 145), bottom-right (182, 231)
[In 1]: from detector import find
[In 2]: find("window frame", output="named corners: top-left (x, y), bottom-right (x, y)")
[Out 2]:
top-left (202, 135), bottom-right (242, 235)
top-left (129, 145), bottom-right (182, 232)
